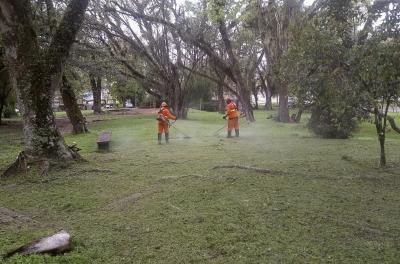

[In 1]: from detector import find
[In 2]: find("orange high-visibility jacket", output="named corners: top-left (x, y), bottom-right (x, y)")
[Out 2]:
top-left (158, 107), bottom-right (177, 123)
top-left (225, 102), bottom-right (238, 119)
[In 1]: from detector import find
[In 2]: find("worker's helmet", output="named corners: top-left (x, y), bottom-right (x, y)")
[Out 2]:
top-left (226, 98), bottom-right (232, 104)
top-left (161, 102), bottom-right (168, 107)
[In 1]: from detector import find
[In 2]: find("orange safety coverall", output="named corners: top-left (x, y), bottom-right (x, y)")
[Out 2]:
top-left (226, 102), bottom-right (239, 131)
top-left (157, 107), bottom-right (177, 133)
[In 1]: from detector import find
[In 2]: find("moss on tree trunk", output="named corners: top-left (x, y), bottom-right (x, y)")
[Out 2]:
top-left (61, 75), bottom-right (88, 134)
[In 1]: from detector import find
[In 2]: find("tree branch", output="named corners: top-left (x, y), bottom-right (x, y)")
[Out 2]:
top-left (46, 0), bottom-right (89, 77)
top-left (387, 116), bottom-right (400, 134)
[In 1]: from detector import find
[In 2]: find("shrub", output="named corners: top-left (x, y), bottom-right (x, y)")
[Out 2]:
top-left (308, 104), bottom-right (357, 139)
top-left (3, 104), bottom-right (16, 118)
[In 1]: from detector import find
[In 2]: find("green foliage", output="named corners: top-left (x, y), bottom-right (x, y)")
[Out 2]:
top-left (352, 37), bottom-right (400, 108)
top-left (3, 104), bottom-right (16, 118)
top-left (308, 104), bottom-right (358, 139)
top-left (186, 73), bottom-right (215, 104)
top-left (280, 16), bottom-right (359, 138)
top-left (110, 78), bottom-right (144, 106)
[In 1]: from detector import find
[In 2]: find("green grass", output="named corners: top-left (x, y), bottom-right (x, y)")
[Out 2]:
top-left (0, 109), bottom-right (399, 263)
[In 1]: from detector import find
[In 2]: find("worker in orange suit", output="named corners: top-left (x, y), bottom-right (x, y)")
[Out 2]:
top-left (223, 98), bottom-right (239, 138)
top-left (157, 102), bottom-right (177, 144)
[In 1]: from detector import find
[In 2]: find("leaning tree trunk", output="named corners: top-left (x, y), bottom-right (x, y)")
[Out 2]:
top-left (171, 79), bottom-right (187, 119)
top-left (295, 108), bottom-right (303, 123)
top-left (265, 87), bottom-right (272, 110)
top-left (259, 0), bottom-right (299, 122)
top-left (374, 108), bottom-right (386, 167)
top-left (217, 19), bottom-right (255, 122)
top-left (0, 0), bottom-right (89, 177)
top-left (217, 80), bottom-right (225, 114)
top-left (90, 74), bottom-right (102, 114)
top-left (236, 86), bottom-right (255, 121)
top-left (260, 71), bottom-right (273, 110)
top-left (61, 75), bottom-right (88, 134)
top-left (252, 85), bottom-right (259, 110)
top-left (0, 95), bottom-right (5, 125)
top-left (278, 85), bottom-right (290, 122)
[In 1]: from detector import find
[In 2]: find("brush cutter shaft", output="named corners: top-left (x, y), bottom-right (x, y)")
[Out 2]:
top-left (170, 124), bottom-right (191, 138)
top-left (213, 124), bottom-right (227, 135)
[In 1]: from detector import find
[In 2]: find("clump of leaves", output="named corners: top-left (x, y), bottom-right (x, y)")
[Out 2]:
top-left (309, 104), bottom-right (357, 139)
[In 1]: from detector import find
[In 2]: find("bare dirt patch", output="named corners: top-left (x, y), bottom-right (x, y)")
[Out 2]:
top-left (0, 207), bottom-right (34, 226)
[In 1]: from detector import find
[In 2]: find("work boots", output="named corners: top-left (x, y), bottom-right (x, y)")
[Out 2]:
top-left (235, 129), bottom-right (239, 137)
top-left (227, 131), bottom-right (232, 138)
top-left (165, 133), bottom-right (169, 143)
top-left (158, 133), bottom-right (162, 145)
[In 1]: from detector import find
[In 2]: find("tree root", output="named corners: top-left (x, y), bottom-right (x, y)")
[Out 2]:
top-left (1, 152), bottom-right (28, 178)
top-left (1, 145), bottom-right (83, 178)
top-left (212, 164), bottom-right (272, 174)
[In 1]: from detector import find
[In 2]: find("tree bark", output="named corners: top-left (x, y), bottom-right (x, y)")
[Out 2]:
top-left (217, 80), bottom-right (225, 114)
top-left (278, 87), bottom-right (290, 122)
top-left (295, 108), bottom-right (303, 123)
top-left (374, 107), bottom-right (386, 167)
top-left (265, 87), bottom-right (272, 110)
top-left (61, 75), bottom-right (88, 134)
top-left (172, 85), bottom-right (188, 119)
top-left (218, 19), bottom-right (255, 121)
top-left (252, 86), bottom-right (259, 110)
top-left (259, 71), bottom-right (272, 110)
top-left (90, 74), bottom-right (102, 114)
top-left (258, 0), bottom-right (299, 122)
top-left (0, 0), bottom-right (89, 175)
top-left (0, 99), bottom-right (4, 125)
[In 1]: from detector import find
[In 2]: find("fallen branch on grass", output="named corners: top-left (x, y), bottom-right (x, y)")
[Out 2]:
top-left (4, 230), bottom-right (71, 258)
top-left (212, 165), bottom-right (272, 174)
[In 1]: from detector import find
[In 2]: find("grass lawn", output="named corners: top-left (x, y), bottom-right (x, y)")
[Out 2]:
top-left (0, 109), bottom-right (399, 263)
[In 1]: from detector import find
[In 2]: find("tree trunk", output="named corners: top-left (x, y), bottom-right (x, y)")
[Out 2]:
top-left (8, 66), bottom-right (80, 169)
top-left (90, 74), bottom-right (102, 114)
top-left (374, 107), bottom-right (386, 167)
top-left (217, 78), bottom-right (225, 114)
top-left (61, 75), bottom-right (88, 134)
top-left (216, 18), bottom-right (255, 122)
top-left (379, 134), bottom-right (386, 167)
top-left (278, 87), bottom-right (290, 122)
top-left (258, 0), bottom-right (300, 122)
top-left (259, 71), bottom-right (272, 110)
top-left (237, 87), bottom-right (255, 122)
top-left (252, 86), bottom-right (259, 110)
top-left (0, 0), bottom-right (89, 176)
top-left (295, 108), bottom-right (303, 123)
top-left (265, 87), bottom-right (272, 110)
top-left (172, 91), bottom-right (187, 119)
top-left (0, 99), bottom-right (4, 125)
top-left (130, 95), bottom-right (136, 107)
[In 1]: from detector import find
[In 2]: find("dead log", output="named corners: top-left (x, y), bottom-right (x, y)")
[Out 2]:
top-left (212, 165), bottom-right (272, 174)
top-left (4, 230), bottom-right (71, 258)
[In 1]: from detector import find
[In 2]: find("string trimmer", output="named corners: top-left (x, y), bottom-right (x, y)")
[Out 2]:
top-left (169, 121), bottom-right (191, 139)
top-left (213, 124), bottom-right (227, 136)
